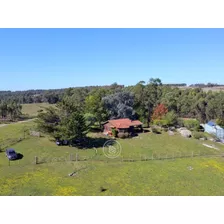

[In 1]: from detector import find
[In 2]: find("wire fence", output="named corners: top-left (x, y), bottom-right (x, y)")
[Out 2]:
top-left (0, 130), bottom-right (29, 152)
top-left (34, 151), bottom-right (224, 165)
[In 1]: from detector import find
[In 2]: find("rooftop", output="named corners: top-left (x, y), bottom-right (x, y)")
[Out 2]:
top-left (106, 118), bottom-right (143, 129)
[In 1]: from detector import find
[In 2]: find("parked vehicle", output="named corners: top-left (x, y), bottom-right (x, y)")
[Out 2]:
top-left (6, 148), bottom-right (18, 160)
top-left (56, 140), bottom-right (69, 146)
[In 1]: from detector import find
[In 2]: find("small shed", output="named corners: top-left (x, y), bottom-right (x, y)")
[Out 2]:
top-left (204, 121), bottom-right (224, 141)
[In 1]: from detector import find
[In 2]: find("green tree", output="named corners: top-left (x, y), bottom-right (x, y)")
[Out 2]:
top-left (163, 111), bottom-right (178, 126)
top-left (36, 106), bottom-right (61, 136)
top-left (59, 112), bottom-right (88, 143)
top-left (85, 88), bottom-right (109, 128)
top-left (143, 78), bottom-right (163, 127)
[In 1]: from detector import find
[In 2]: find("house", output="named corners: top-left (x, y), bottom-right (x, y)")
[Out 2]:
top-left (103, 118), bottom-right (143, 136)
top-left (204, 121), bottom-right (224, 142)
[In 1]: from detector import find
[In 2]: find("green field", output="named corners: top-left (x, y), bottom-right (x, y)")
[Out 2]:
top-left (22, 103), bottom-right (53, 117)
top-left (1, 121), bottom-right (224, 196)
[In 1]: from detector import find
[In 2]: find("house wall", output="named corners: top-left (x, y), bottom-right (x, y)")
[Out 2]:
top-left (103, 124), bottom-right (113, 136)
top-left (104, 124), bottom-right (112, 132)
top-left (117, 128), bottom-right (129, 133)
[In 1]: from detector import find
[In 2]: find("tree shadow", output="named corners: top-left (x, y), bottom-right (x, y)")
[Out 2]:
top-left (89, 127), bottom-right (102, 133)
top-left (72, 137), bottom-right (114, 149)
top-left (152, 131), bottom-right (162, 134)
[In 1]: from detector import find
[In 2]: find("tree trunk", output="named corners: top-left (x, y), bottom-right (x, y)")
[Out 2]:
top-left (147, 108), bottom-right (151, 128)
top-left (99, 121), bottom-right (102, 131)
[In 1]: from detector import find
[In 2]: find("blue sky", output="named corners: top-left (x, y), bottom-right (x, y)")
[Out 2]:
top-left (0, 28), bottom-right (224, 91)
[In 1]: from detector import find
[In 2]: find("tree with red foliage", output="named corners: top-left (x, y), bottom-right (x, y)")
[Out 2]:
top-left (151, 104), bottom-right (168, 121)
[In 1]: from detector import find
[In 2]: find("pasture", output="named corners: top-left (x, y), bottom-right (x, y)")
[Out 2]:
top-left (1, 121), bottom-right (224, 196)
top-left (21, 103), bottom-right (53, 117)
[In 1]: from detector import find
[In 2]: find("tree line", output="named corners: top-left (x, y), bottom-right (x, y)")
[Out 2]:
top-left (0, 84), bottom-right (124, 104)
top-left (0, 101), bottom-right (22, 121)
top-left (36, 78), bottom-right (224, 143)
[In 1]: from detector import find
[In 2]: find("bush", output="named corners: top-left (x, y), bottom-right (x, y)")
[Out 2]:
top-left (216, 119), bottom-right (224, 128)
top-left (193, 132), bottom-right (207, 140)
top-left (163, 111), bottom-right (178, 126)
top-left (153, 119), bottom-right (168, 127)
top-left (151, 127), bottom-right (161, 134)
top-left (177, 118), bottom-right (184, 127)
top-left (183, 119), bottom-right (200, 131)
top-left (112, 128), bottom-right (118, 137)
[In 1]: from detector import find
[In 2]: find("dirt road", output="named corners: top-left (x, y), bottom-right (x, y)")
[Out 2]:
top-left (0, 119), bottom-right (35, 128)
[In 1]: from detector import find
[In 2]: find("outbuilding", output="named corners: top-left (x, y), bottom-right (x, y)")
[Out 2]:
top-left (204, 121), bottom-right (224, 142)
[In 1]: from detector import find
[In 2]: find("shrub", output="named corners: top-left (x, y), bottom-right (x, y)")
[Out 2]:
top-left (112, 128), bottom-right (118, 137)
top-left (151, 104), bottom-right (168, 121)
top-left (193, 132), bottom-right (207, 140)
top-left (216, 119), bottom-right (224, 128)
top-left (177, 118), bottom-right (184, 127)
top-left (183, 119), bottom-right (200, 131)
top-left (163, 111), bottom-right (178, 126)
top-left (151, 127), bottom-right (161, 134)
top-left (153, 119), bottom-right (168, 127)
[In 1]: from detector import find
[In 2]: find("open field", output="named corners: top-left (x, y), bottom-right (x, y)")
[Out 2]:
top-left (1, 121), bottom-right (224, 196)
top-left (21, 103), bottom-right (54, 117)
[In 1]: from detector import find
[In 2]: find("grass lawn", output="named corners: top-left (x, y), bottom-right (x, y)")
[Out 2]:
top-left (22, 103), bottom-right (54, 117)
top-left (1, 122), bottom-right (224, 196)
top-left (0, 121), bottom-right (36, 142)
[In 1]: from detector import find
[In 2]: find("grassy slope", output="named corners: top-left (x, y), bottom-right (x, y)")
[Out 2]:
top-left (21, 103), bottom-right (54, 117)
top-left (1, 122), bottom-right (224, 196)
top-left (0, 121), bottom-right (36, 142)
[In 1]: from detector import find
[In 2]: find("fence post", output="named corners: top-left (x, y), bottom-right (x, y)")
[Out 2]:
top-left (76, 153), bottom-right (78, 162)
top-left (34, 156), bottom-right (38, 165)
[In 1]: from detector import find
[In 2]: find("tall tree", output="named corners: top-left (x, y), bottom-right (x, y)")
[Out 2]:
top-left (36, 107), bottom-right (61, 136)
top-left (103, 91), bottom-right (135, 119)
top-left (58, 112), bottom-right (88, 142)
top-left (85, 88), bottom-right (109, 128)
top-left (143, 78), bottom-right (163, 127)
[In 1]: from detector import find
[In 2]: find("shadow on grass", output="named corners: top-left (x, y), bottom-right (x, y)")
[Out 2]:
top-left (152, 131), bottom-right (162, 135)
top-left (72, 137), bottom-right (114, 149)
top-left (89, 127), bottom-right (102, 133)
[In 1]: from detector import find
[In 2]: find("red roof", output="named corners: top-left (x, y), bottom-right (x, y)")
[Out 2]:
top-left (106, 118), bottom-right (143, 129)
